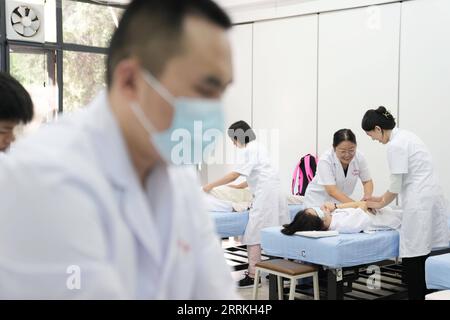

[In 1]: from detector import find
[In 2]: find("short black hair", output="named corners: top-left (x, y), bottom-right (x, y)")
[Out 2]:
top-left (107, 0), bottom-right (232, 86)
top-left (281, 210), bottom-right (325, 235)
top-left (227, 120), bottom-right (256, 145)
top-left (361, 106), bottom-right (396, 131)
top-left (0, 72), bottom-right (33, 123)
top-left (333, 129), bottom-right (356, 148)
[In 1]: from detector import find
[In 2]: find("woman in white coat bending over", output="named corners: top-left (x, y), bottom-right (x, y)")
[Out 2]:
top-left (203, 120), bottom-right (289, 288)
top-left (362, 106), bottom-right (449, 300)
top-left (304, 129), bottom-right (374, 208)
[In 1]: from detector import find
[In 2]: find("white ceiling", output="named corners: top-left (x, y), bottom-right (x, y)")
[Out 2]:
top-left (90, 0), bottom-right (319, 11)
top-left (216, 0), bottom-right (318, 9)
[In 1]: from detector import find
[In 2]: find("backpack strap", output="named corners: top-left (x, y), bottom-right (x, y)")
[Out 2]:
top-left (304, 154), bottom-right (315, 181)
top-left (297, 158), bottom-right (304, 195)
top-left (291, 159), bottom-right (301, 195)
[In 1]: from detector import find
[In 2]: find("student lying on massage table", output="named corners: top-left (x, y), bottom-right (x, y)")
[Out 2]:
top-left (282, 201), bottom-right (402, 235)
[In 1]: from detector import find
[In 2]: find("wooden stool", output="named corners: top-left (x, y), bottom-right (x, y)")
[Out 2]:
top-left (253, 259), bottom-right (319, 300)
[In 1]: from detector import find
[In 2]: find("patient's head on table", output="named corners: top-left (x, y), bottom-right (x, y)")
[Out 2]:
top-left (281, 208), bottom-right (327, 235)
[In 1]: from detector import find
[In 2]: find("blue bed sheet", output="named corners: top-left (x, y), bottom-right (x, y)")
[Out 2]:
top-left (426, 253), bottom-right (450, 290)
top-left (261, 217), bottom-right (450, 269)
top-left (261, 226), bottom-right (400, 268)
top-left (211, 204), bottom-right (304, 238)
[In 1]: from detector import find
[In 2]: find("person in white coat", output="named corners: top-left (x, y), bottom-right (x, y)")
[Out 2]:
top-left (304, 129), bottom-right (374, 207)
top-left (0, 0), bottom-right (239, 299)
top-left (203, 120), bottom-right (289, 288)
top-left (362, 106), bottom-right (449, 300)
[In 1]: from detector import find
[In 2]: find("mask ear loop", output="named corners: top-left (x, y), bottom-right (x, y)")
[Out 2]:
top-left (129, 102), bottom-right (157, 135)
top-left (132, 70), bottom-right (176, 135)
top-left (141, 70), bottom-right (175, 106)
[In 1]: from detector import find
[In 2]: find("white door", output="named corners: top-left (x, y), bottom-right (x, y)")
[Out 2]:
top-left (317, 3), bottom-right (401, 198)
top-left (399, 0), bottom-right (450, 200)
top-left (253, 14), bottom-right (318, 194)
top-left (206, 24), bottom-right (253, 184)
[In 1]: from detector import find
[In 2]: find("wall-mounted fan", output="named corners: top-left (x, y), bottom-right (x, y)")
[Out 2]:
top-left (11, 5), bottom-right (41, 37)
top-left (6, 1), bottom-right (45, 43)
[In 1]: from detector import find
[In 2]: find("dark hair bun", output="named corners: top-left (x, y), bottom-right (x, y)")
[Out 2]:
top-left (362, 106), bottom-right (396, 131)
top-left (375, 106), bottom-right (387, 114)
top-left (375, 106), bottom-right (393, 120)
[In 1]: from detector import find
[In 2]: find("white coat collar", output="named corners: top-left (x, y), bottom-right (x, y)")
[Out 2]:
top-left (331, 149), bottom-right (340, 165)
top-left (85, 90), bottom-right (141, 190)
top-left (84, 91), bottom-right (175, 270)
top-left (389, 127), bottom-right (399, 143)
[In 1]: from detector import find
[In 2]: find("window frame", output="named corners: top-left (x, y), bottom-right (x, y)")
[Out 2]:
top-left (0, 0), bottom-right (126, 113)
top-left (8, 44), bottom-right (58, 116)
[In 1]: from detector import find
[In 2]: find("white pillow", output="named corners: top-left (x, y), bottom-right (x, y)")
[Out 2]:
top-left (210, 185), bottom-right (253, 203)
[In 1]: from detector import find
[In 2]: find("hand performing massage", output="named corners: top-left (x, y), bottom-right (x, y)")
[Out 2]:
top-left (282, 200), bottom-right (402, 235)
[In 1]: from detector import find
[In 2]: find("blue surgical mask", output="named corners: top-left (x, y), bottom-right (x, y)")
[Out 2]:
top-left (312, 207), bottom-right (325, 219)
top-left (129, 70), bottom-right (224, 165)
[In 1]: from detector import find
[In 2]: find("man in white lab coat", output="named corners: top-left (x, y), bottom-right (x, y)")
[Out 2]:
top-left (0, 0), bottom-right (239, 299)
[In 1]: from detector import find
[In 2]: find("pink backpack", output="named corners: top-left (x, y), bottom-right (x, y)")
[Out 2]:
top-left (291, 154), bottom-right (318, 196)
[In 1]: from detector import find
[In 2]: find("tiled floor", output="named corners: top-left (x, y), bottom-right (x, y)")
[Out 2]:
top-left (232, 269), bottom-right (270, 300)
top-left (222, 239), bottom-right (408, 300)
top-left (223, 238), bottom-right (312, 300)
top-left (222, 238), bottom-right (270, 300)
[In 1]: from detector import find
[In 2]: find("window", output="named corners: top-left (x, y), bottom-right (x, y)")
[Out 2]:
top-left (63, 51), bottom-right (106, 112)
top-left (63, 0), bottom-right (123, 48)
top-left (9, 46), bottom-right (58, 135)
top-left (2, 0), bottom-right (124, 116)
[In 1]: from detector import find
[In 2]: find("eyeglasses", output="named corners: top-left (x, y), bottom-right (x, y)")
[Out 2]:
top-left (336, 149), bottom-right (356, 156)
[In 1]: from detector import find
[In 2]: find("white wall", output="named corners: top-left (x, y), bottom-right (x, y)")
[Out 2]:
top-left (221, 0), bottom-right (414, 24)
top-left (252, 14), bottom-right (318, 194)
top-left (399, 0), bottom-right (450, 198)
top-left (317, 3), bottom-right (401, 197)
top-left (206, 0), bottom-right (450, 201)
top-left (206, 24), bottom-right (253, 184)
